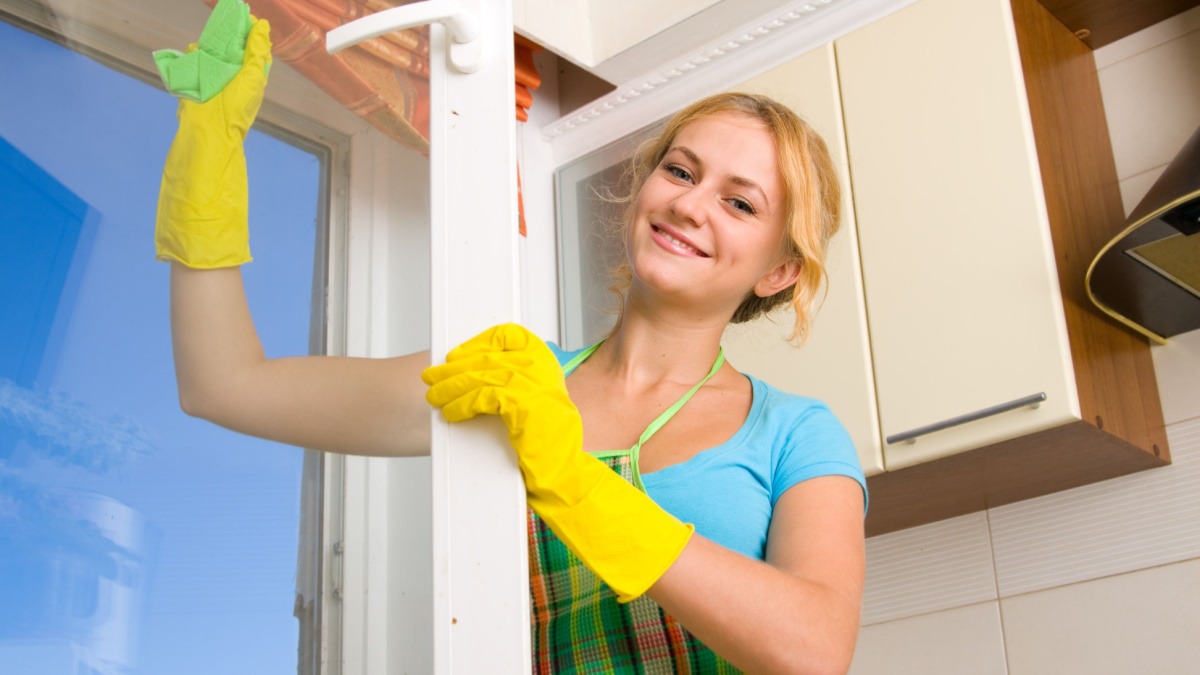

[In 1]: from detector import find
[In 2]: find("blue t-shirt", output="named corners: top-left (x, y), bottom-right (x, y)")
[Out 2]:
top-left (548, 342), bottom-right (868, 561)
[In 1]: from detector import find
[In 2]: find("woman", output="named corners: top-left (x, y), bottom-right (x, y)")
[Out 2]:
top-left (159, 14), bottom-right (866, 675)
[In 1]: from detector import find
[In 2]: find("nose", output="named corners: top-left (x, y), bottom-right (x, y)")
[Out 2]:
top-left (669, 182), bottom-right (714, 228)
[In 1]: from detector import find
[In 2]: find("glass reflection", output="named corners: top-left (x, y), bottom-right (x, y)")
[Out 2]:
top-left (1, 16), bottom-right (321, 675)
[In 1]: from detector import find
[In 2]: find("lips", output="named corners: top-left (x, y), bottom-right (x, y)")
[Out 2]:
top-left (651, 224), bottom-right (709, 257)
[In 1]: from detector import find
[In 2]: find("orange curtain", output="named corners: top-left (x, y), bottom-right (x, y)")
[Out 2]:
top-left (514, 35), bottom-right (542, 237)
top-left (206, 0), bottom-right (544, 154)
top-left (204, 0), bottom-right (433, 153)
top-left (514, 34), bottom-right (542, 122)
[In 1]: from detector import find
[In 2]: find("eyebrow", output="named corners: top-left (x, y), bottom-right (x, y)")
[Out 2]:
top-left (669, 145), bottom-right (771, 212)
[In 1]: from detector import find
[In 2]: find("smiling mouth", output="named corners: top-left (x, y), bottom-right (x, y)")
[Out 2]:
top-left (653, 225), bottom-right (709, 257)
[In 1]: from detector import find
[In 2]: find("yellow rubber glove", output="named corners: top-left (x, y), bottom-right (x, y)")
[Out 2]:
top-left (422, 323), bottom-right (694, 602)
top-left (155, 16), bottom-right (272, 269)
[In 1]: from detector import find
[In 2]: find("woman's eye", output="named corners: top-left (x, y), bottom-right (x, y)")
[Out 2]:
top-left (730, 198), bottom-right (756, 215)
top-left (665, 164), bottom-right (692, 182)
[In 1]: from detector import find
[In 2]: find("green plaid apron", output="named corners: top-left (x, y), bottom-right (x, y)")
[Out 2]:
top-left (528, 343), bottom-right (742, 674)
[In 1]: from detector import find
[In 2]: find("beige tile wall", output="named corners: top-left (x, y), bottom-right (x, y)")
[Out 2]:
top-left (1152, 329), bottom-right (1200, 426)
top-left (849, 7), bottom-right (1200, 673)
top-left (861, 512), bottom-right (997, 625)
top-left (850, 602), bottom-right (1008, 675)
top-left (988, 420), bottom-right (1200, 598)
top-left (1001, 558), bottom-right (1200, 675)
top-left (1096, 3), bottom-right (1200, 216)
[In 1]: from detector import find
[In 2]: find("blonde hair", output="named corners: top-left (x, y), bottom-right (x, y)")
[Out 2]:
top-left (607, 92), bottom-right (842, 345)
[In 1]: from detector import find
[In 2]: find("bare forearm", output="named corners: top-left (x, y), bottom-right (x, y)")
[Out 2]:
top-left (168, 262), bottom-right (432, 456)
top-left (202, 352), bottom-right (432, 456)
top-left (647, 536), bottom-right (860, 675)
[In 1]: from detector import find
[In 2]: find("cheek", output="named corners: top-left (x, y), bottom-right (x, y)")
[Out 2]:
top-left (726, 232), bottom-right (788, 283)
top-left (625, 188), bottom-right (656, 249)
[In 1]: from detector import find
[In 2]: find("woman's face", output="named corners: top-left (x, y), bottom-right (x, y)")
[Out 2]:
top-left (625, 112), bottom-right (798, 318)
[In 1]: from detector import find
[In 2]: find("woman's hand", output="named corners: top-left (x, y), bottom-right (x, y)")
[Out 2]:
top-left (421, 323), bottom-right (581, 494)
top-left (423, 323), bottom-right (694, 601)
top-left (155, 11), bottom-right (272, 269)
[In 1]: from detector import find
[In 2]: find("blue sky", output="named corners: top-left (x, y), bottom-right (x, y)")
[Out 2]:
top-left (1, 17), bottom-right (320, 674)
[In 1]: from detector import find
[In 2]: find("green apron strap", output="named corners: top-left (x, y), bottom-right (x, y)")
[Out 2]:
top-left (562, 341), bottom-right (603, 376)
top-left (631, 347), bottom-right (725, 452)
top-left (561, 340), bottom-right (726, 451)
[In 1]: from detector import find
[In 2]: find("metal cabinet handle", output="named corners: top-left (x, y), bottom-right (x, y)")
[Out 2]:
top-left (886, 392), bottom-right (1047, 445)
top-left (326, 0), bottom-right (484, 73)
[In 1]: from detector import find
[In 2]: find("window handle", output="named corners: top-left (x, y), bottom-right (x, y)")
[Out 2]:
top-left (886, 392), bottom-right (1047, 445)
top-left (326, 0), bottom-right (484, 73)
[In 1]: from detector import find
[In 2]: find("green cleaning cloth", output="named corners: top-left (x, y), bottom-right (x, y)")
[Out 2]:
top-left (153, 0), bottom-right (259, 103)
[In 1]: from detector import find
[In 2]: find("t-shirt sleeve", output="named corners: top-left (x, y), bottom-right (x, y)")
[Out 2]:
top-left (772, 401), bottom-right (869, 515)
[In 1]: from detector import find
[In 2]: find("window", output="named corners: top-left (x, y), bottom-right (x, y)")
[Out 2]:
top-left (0, 16), bottom-right (326, 674)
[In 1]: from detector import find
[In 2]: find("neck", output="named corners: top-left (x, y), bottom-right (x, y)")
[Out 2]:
top-left (591, 288), bottom-right (729, 389)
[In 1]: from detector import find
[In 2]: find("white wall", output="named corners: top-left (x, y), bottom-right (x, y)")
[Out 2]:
top-left (848, 7), bottom-right (1200, 673)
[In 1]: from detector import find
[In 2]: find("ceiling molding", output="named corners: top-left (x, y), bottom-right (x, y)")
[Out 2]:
top-left (592, 0), bottom-right (829, 83)
top-left (541, 0), bottom-right (917, 165)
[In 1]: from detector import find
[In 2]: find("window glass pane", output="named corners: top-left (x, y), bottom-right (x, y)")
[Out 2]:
top-left (0, 17), bottom-right (321, 675)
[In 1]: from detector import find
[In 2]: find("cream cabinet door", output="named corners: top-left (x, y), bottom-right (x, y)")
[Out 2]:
top-left (721, 43), bottom-right (883, 476)
top-left (835, 0), bottom-right (1080, 470)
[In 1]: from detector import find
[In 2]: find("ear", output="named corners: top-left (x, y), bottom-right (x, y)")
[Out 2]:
top-left (753, 258), bottom-right (802, 298)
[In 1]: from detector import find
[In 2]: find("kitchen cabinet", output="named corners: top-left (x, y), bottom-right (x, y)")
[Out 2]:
top-left (836, 0), bottom-right (1077, 471)
top-left (544, 0), bottom-right (1170, 535)
top-left (835, 0), bottom-right (1169, 534)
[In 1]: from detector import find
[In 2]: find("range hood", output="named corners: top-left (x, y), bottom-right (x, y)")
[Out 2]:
top-left (1087, 123), bottom-right (1200, 344)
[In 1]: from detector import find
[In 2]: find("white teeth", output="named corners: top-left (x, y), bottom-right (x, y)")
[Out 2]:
top-left (659, 229), bottom-right (701, 255)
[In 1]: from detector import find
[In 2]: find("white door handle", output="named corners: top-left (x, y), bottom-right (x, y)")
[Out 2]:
top-left (326, 0), bottom-right (485, 73)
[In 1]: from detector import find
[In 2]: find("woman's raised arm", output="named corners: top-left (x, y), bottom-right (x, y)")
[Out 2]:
top-left (157, 8), bottom-right (430, 458)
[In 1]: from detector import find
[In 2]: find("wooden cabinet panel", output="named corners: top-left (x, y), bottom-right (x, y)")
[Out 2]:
top-left (835, 0), bottom-right (1080, 470)
top-left (720, 43), bottom-right (883, 476)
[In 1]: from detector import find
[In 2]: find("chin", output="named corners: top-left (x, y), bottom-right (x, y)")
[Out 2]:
top-left (628, 267), bottom-right (710, 310)
top-left (630, 255), bottom-right (686, 292)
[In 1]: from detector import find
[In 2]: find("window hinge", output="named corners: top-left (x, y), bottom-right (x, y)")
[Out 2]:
top-left (331, 540), bottom-right (344, 601)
